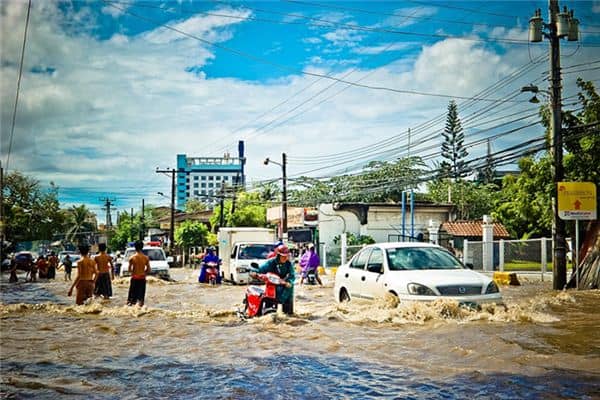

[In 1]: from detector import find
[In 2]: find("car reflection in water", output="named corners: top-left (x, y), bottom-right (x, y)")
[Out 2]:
top-left (333, 242), bottom-right (502, 306)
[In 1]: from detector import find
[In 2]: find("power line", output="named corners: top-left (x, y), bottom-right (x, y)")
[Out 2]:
top-left (287, 53), bottom-right (547, 165)
top-left (285, 0), bottom-right (516, 29)
top-left (6, 0), bottom-right (31, 171)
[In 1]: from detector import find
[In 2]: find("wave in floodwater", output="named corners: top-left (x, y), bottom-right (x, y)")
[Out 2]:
top-left (0, 287), bottom-right (579, 326)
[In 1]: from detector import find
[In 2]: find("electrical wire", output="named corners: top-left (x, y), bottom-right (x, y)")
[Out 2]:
top-left (5, 0), bottom-right (31, 171)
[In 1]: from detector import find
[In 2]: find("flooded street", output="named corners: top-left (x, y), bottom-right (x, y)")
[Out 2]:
top-left (1, 268), bottom-right (599, 399)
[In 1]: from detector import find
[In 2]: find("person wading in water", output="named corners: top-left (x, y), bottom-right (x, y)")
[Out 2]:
top-left (68, 245), bottom-right (98, 305)
top-left (94, 243), bottom-right (114, 299)
top-left (127, 241), bottom-right (151, 307)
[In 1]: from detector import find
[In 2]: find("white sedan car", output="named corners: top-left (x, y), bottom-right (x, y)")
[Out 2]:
top-left (333, 242), bottom-right (502, 306)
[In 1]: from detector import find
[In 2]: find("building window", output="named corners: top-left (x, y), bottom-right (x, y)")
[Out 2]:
top-left (201, 183), bottom-right (206, 188)
top-left (216, 183), bottom-right (221, 188)
top-left (224, 176), bottom-right (229, 181)
top-left (194, 176), bottom-right (198, 181)
top-left (194, 190), bottom-right (199, 195)
top-left (194, 183), bottom-right (199, 188)
top-left (208, 183), bottom-right (214, 188)
top-left (208, 176), bottom-right (214, 181)
top-left (201, 176), bottom-right (206, 181)
top-left (216, 176), bottom-right (221, 181)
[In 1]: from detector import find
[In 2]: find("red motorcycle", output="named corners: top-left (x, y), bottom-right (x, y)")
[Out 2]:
top-left (202, 261), bottom-right (220, 285)
top-left (242, 272), bottom-right (285, 318)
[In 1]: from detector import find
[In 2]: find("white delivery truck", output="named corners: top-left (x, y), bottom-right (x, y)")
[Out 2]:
top-left (217, 227), bottom-right (276, 284)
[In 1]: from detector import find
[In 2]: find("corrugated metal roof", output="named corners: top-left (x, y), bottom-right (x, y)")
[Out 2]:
top-left (441, 220), bottom-right (510, 238)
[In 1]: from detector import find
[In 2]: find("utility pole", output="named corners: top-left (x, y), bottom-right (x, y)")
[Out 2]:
top-left (156, 168), bottom-right (176, 255)
top-left (100, 196), bottom-right (116, 250)
top-left (219, 186), bottom-right (225, 228)
top-left (263, 153), bottom-right (288, 240)
top-left (140, 199), bottom-right (145, 242)
top-left (0, 161), bottom-right (4, 264)
top-left (528, 1), bottom-right (579, 289)
top-left (100, 197), bottom-right (116, 229)
top-left (130, 208), bottom-right (134, 242)
top-left (282, 152), bottom-right (287, 238)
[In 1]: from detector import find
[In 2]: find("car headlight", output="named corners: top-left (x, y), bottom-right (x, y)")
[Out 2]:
top-left (407, 283), bottom-right (436, 296)
top-left (485, 281), bottom-right (499, 294)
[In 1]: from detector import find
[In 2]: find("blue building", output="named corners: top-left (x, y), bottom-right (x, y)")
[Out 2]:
top-left (176, 141), bottom-right (245, 209)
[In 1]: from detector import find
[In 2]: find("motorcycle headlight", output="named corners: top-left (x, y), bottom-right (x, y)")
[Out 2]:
top-left (485, 281), bottom-right (499, 294)
top-left (407, 283), bottom-right (436, 296)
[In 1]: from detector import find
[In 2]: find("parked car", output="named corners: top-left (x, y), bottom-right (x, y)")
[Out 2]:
top-left (333, 242), bottom-right (502, 306)
top-left (58, 251), bottom-right (77, 263)
top-left (14, 251), bottom-right (35, 271)
top-left (119, 246), bottom-right (172, 279)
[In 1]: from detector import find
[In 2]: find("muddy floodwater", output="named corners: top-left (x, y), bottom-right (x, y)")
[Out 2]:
top-left (1, 268), bottom-right (599, 399)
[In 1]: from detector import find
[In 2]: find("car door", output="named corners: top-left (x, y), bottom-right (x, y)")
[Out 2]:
top-left (345, 248), bottom-right (371, 299)
top-left (361, 247), bottom-right (386, 299)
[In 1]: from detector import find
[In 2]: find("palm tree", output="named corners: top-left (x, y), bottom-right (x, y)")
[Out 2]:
top-left (66, 205), bottom-right (95, 244)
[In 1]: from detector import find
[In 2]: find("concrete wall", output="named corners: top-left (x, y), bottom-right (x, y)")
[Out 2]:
top-left (318, 204), bottom-right (453, 247)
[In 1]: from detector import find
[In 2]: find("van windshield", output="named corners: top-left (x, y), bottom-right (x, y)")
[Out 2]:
top-left (143, 249), bottom-right (166, 261)
top-left (238, 244), bottom-right (276, 260)
top-left (124, 248), bottom-right (165, 261)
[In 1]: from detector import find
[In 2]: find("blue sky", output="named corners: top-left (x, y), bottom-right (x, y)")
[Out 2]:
top-left (1, 0), bottom-right (599, 223)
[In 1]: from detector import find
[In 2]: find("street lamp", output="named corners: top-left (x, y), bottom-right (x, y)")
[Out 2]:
top-left (527, 1), bottom-right (579, 290)
top-left (263, 153), bottom-right (287, 239)
top-left (520, 84), bottom-right (547, 104)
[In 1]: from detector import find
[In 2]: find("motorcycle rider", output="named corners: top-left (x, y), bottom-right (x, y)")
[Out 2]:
top-left (299, 243), bottom-right (322, 286)
top-left (199, 246), bottom-right (221, 284)
top-left (250, 244), bottom-right (295, 315)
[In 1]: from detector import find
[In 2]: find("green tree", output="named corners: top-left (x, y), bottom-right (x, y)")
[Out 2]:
top-left (185, 198), bottom-right (207, 213)
top-left (66, 204), bottom-right (96, 244)
top-left (494, 79), bottom-right (599, 238)
top-left (2, 171), bottom-right (64, 248)
top-left (289, 157), bottom-right (425, 205)
top-left (440, 100), bottom-right (468, 179)
top-left (476, 140), bottom-right (496, 184)
top-left (175, 220), bottom-right (209, 250)
top-left (210, 191), bottom-right (267, 230)
top-left (426, 179), bottom-right (498, 220)
top-left (109, 210), bottom-right (139, 250)
top-left (333, 232), bottom-right (375, 245)
top-left (560, 78), bottom-right (600, 191)
top-left (493, 157), bottom-right (553, 238)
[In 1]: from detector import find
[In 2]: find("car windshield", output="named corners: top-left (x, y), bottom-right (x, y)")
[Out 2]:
top-left (386, 247), bottom-right (463, 271)
top-left (238, 244), bottom-right (276, 260)
top-left (143, 248), bottom-right (165, 261)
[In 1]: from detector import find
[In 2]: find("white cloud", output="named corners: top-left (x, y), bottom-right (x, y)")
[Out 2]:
top-left (302, 37), bottom-right (322, 44)
top-left (353, 42), bottom-right (416, 55)
top-left (1, 1), bottom-right (596, 220)
top-left (101, 3), bottom-right (128, 18)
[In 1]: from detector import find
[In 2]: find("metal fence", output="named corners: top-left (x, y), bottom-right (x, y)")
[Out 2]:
top-left (464, 237), bottom-right (567, 281)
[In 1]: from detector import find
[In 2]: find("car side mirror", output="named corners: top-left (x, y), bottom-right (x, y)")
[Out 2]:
top-left (367, 264), bottom-right (383, 274)
top-left (465, 263), bottom-right (474, 270)
top-left (167, 256), bottom-right (174, 263)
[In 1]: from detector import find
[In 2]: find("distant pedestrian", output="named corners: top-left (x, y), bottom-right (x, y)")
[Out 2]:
top-left (68, 245), bottom-right (98, 305)
top-left (47, 252), bottom-right (59, 280)
top-left (94, 243), bottom-right (114, 299)
top-left (127, 240), bottom-right (151, 307)
top-left (63, 254), bottom-right (73, 281)
top-left (9, 258), bottom-right (18, 283)
top-left (28, 259), bottom-right (38, 282)
top-left (37, 256), bottom-right (48, 279)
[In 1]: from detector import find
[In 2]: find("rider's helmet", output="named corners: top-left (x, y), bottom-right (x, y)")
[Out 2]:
top-left (207, 246), bottom-right (216, 253)
top-left (275, 244), bottom-right (290, 257)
